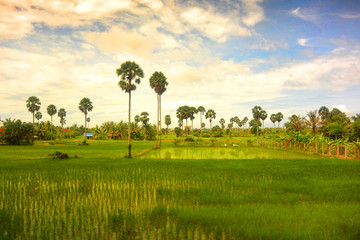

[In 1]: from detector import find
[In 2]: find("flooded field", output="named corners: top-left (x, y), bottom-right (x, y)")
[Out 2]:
top-left (140, 146), bottom-right (322, 159)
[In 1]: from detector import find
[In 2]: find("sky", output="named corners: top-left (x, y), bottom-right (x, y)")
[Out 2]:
top-left (0, 0), bottom-right (360, 128)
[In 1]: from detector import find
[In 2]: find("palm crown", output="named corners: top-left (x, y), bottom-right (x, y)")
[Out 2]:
top-left (117, 61), bottom-right (144, 93)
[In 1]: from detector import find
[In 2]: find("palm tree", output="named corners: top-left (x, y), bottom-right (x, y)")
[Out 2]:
top-left (260, 110), bottom-right (268, 136)
top-left (117, 61), bottom-right (144, 158)
top-left (233, 116), bottom-right (240, 132)
top-left (35, 111), bottom-right (42, 124)
top-left (252, 106), bottom-right (262, 144)
top-left (270, 114), bottom-right (277, 128)
top-left (197, 106), bottom-right (206, 136)
top-left (242, 117), bottom-right (248, 129)
top-left (47, 104), bottom-right (57, 139)
top-left (219, 118), bottom-right (225, 129)
top-left (305, 110), bottom-right (322, 135)
top-left (58, 108), bottom-right (66, 129)
top-left (165, 115), bottom-right (171, 135)
top-left (26, 96), bottom-right (41, 123)
top-left (190, 107), bottom-right (197, 130)
top-left (140, 112), bottom-right (149, 126)
top-left (58, 108), bottom-right (66, 139)
top-left (205, 109), bottom-right (216, 130)
top-left (276, 112), bottom-right (283, 128)
top-left (149, 71), bottom-right (168, 148)
top-left (79, 97), bottom-right (93, 139)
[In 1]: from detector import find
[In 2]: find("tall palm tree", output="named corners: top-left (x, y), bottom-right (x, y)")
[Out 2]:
top-left (219, 118), bottom-right (225, 129)
top-left (190, 107), bottom-right (197, 130)
top-left (79, 98), bottom-right (93, 139)
top-left (252, 106), bottom-right (262, 144)
top-left (305, 110), bottom-right (322, 135)
top-left (276, 112), bottom-right (284, 128)
top-left (26, 96), bottom-right (41, 123)
top-left (165, 115), bottom-right (171, 135)
top-left (197, 106), bottom-right (206, 136)
top-left (270, 114), bottom-right (277, 128)
top-left (58, 108), bottom-right (66, 129)
top-left (205, 109), bottom-right (216, 131)
top-left (58, 108), bottom-right (66, 139)
top-left (260, 110), bottom-right (268, 136)
top-left (117, 61), bottom-right (144, 158)
top-left (47, 104), bottom-right (57, 140)
top-left (35, 111), bottom-right (42, 124)
top-left (149, 71), bottom-right (168, 148)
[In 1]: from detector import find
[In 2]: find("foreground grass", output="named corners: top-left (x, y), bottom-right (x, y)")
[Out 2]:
top-left (0, 140), bottom-right (359, 239)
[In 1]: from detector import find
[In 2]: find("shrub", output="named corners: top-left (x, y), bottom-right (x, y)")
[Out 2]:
top-left (174, 127), bottom-right (182, 137)
top-left (184, 137), bottom-right (194, 141)
top-left (49, 151), bottom-right (69, 159)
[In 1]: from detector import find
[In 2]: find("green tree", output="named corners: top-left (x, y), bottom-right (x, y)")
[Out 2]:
top-left (305, 110), bottom-right (322, 135)
top-left (270, 114), bottom-right (277, 128)
top-left (252, 106), bottom-right (262, 144)
top-left (79, 98), bottom-right (93, 139)
top-left (35, 111), bottom-right (42, 124)
top-left (117, 61), bottom-right (144, 158)
top-left (149, 71), bottom-right (168, 148)
top-left (58, 108), bottom-right (66, 139)
top-left (276, 112), bottom-right (283, 128)
top-left (205, 109), bottom-right (216, 130)
top-left (140, 112), bottom-right (150, 126)
top-left (260, 110), bottom-right (267, 135)
top-left (284, 114), bottom-right (305, 132)
top-left (319, 106), bottom-right (329, 121)
top-left (47, 104), bottom-right (57, 140)
top-left (134, 115), bottom-right (140, 126)
top-left (197, 106), bottom-right (206, 134)
top-left (26, 96), bottom-right (41, 123)
top-left (165, 115), bottom-right (171, 135)
top-left (219, 118), bottom-right (225, 129)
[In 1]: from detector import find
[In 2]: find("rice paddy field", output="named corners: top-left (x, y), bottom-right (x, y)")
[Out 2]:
top-left (0, 139), bottom-right (359, 239)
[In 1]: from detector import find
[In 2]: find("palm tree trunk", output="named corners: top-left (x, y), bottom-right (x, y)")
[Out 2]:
top-left (200, 113), bottom-right (202, 138)
top-left (51, 115), bottom-right (53, 140)
top-left (84, 113), bottom-right (87, 139)
top-left (128, 91), bottom-right (132, 158)
top-left (159, 95), bottom-right (162, 148)
top-left (256, 121), bottom-right (259, 145)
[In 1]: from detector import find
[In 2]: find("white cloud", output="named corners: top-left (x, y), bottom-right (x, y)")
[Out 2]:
top-left (290, 7), bottom-right (318, 22)
top-left (297, 38), bottom-right (311, 47)
top-left (181, 7), bottom-right (251, 42)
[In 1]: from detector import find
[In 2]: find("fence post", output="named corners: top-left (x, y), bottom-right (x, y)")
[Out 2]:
top-left (322, 143), bottom-right (324, 155)
top-left (345, 145), bottom-right (347, 159)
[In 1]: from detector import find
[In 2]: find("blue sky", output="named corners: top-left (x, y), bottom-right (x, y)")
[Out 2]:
top-left (0, 0), bottom-right (359, 128)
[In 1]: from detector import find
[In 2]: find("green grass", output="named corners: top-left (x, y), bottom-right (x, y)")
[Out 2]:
top-left (0, 139), bottom-right (359, 239)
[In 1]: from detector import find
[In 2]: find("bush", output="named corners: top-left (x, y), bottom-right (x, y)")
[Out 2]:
top-left (184, 137), bottom-right (194, 141)
top-left (211, 125), bottom-right (223, 137)
top-left (2, 119), bottom-right (33, 145)
top-left (49, 151), bottom-right (69, 159)
top-left (174, 127), bottom-right (182, 137)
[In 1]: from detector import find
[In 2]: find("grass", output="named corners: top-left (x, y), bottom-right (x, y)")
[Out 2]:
top-left (0, 139), bottom-right (359, 239)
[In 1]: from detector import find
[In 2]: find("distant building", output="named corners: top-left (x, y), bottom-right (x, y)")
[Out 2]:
top-left (85, 133), bottom-right (93, 139)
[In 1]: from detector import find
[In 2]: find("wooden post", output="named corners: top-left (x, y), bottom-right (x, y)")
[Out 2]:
top-left (345, 145), bottom-right (347, 159)
top-left (316, 143), bottom-right (318, 154)
top-left (336, 144), bottom-right (339, 158)
top-left (322, 143), bottom-right (324, 155)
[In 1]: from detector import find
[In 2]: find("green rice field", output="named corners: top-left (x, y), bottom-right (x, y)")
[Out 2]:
top-left (0, 139), bottom-right (359, 239)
